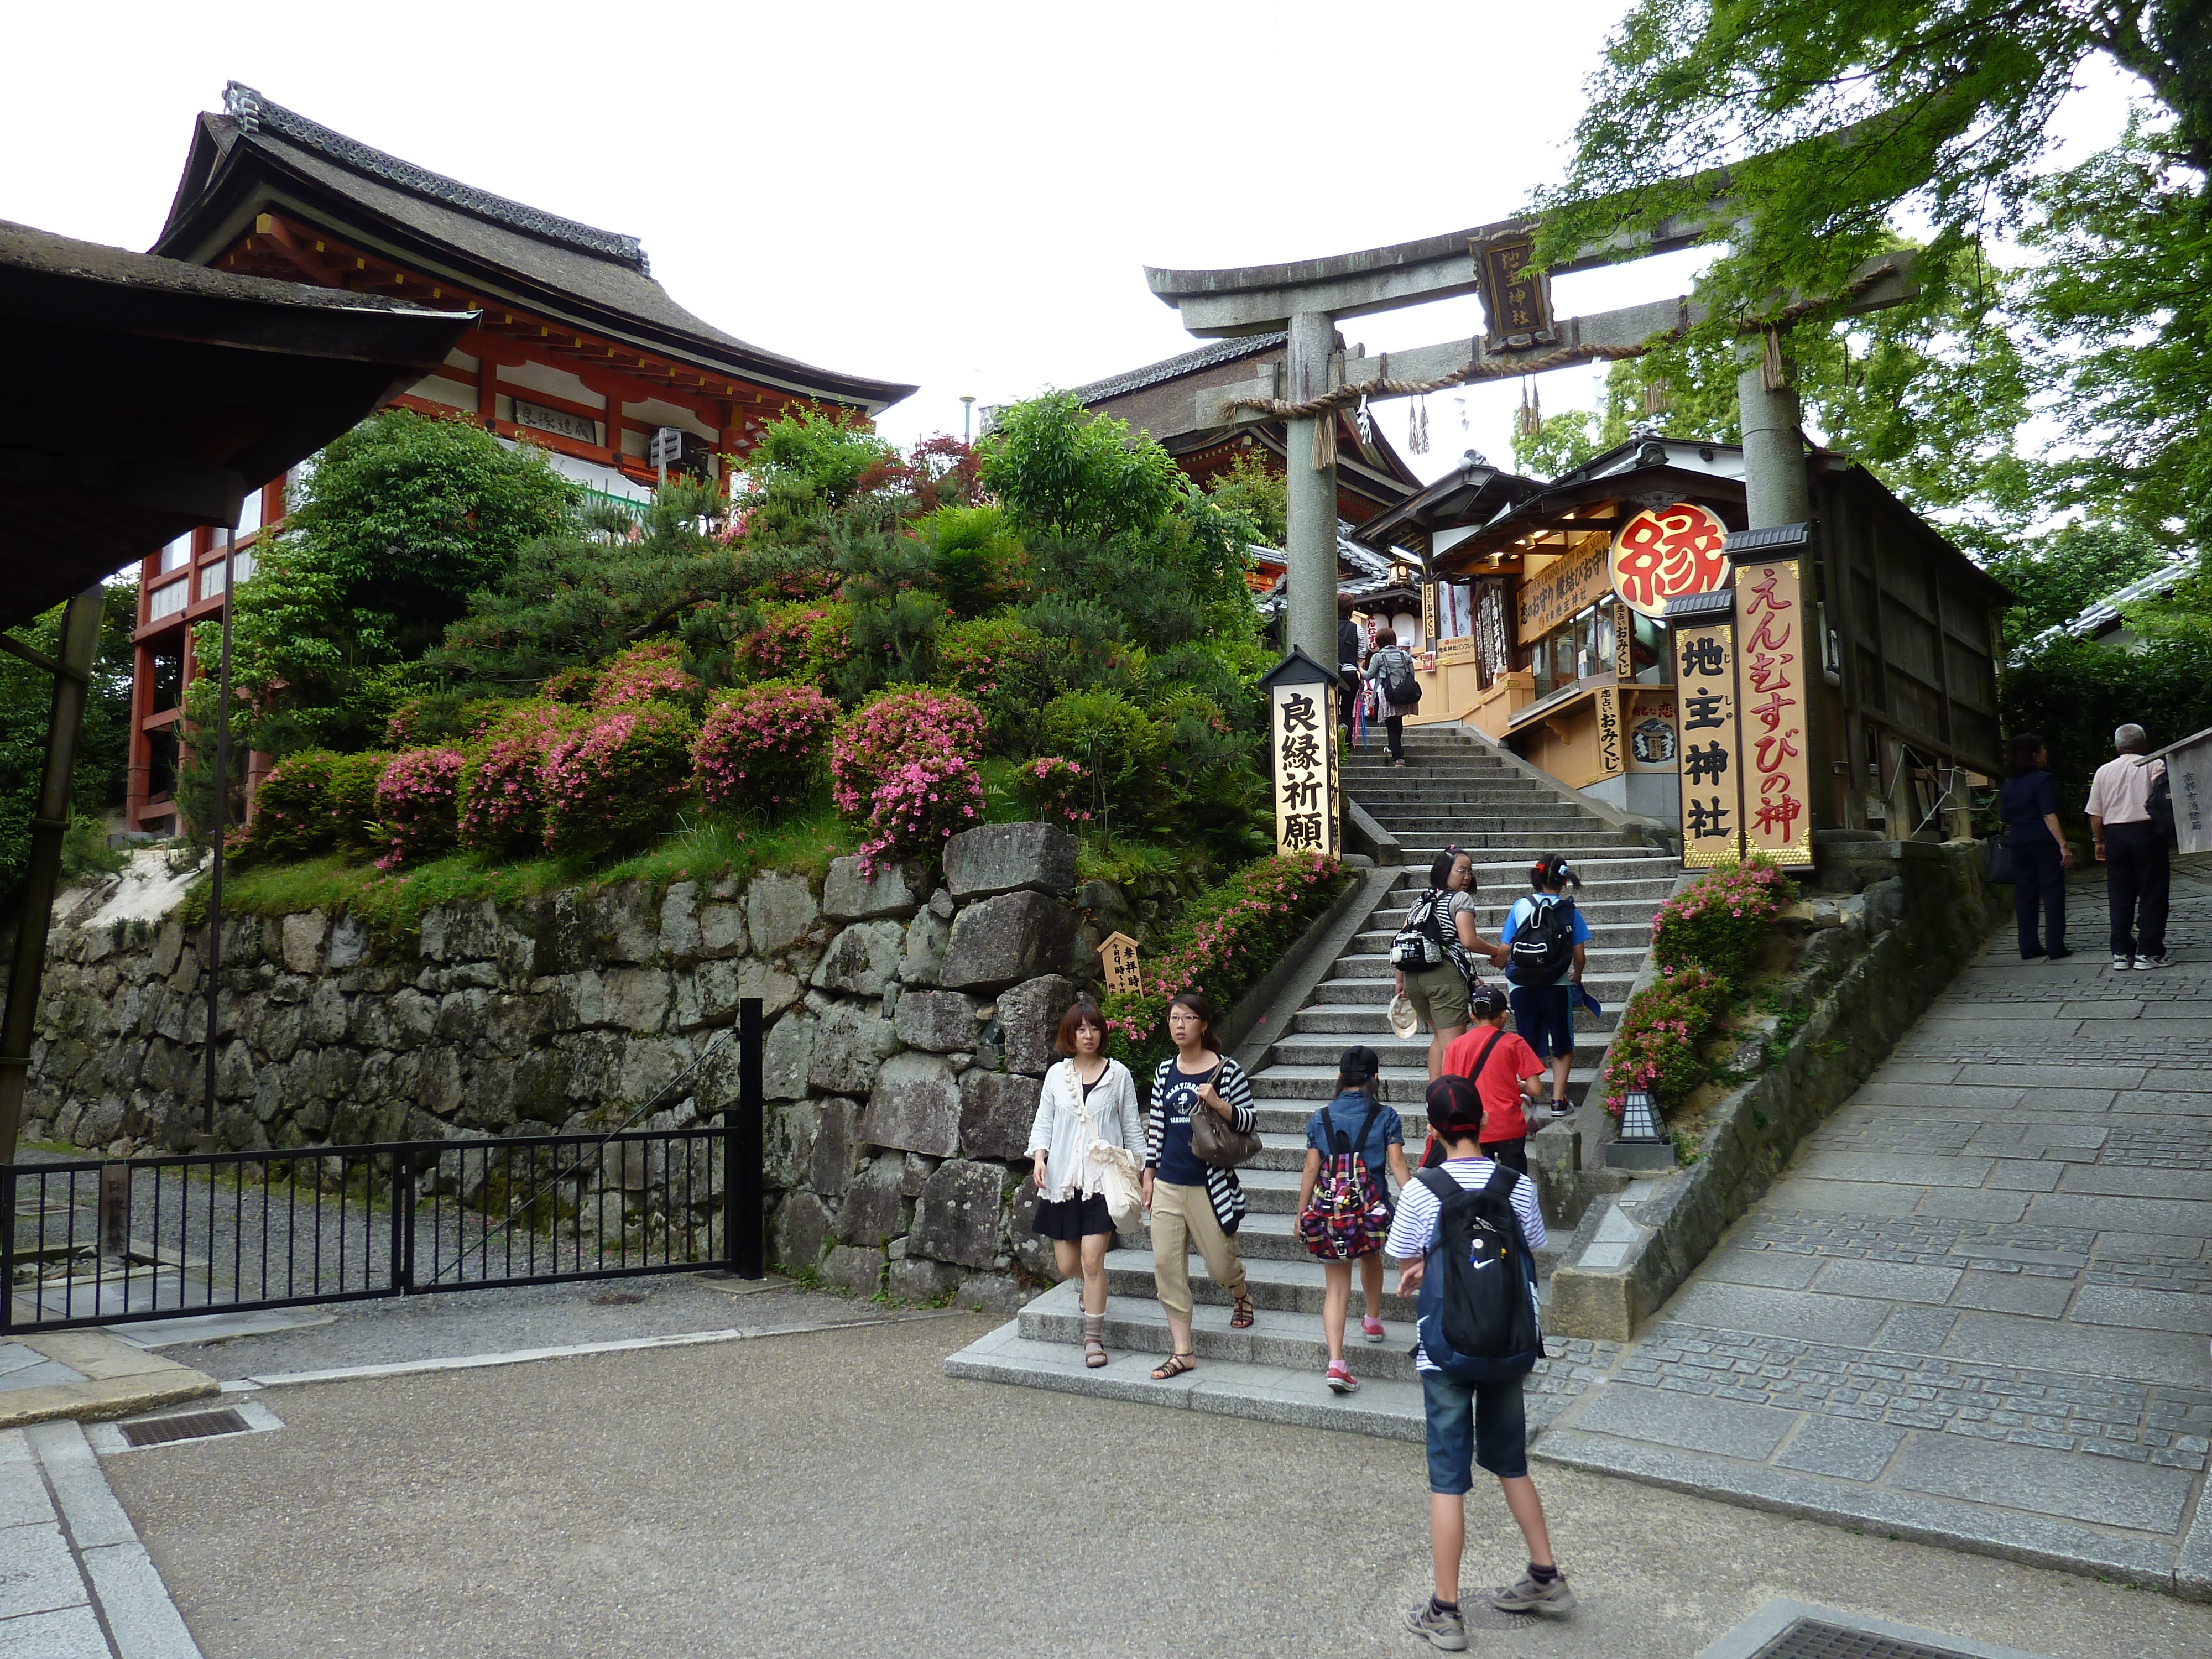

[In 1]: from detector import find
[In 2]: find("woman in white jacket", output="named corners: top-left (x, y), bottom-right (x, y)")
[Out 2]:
top-left (1027, 999), bottom-right (1146, 1368)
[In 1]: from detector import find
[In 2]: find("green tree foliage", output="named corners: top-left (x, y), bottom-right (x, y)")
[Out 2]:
top-left (740, 405), bottom-right (898, 508)
top-left (979, 392), bottom-right (1184, 540)
top-left (1998, 635), bottom-right (2212, 820)
top-left (219, 409), bottom-right (579, 752)
top-left (1983, 521), bottom-right (2183, 650)
top-left (0, 582), bottom-right (137, 902)
top-left (1203, 451), bottom-right (1288, 547)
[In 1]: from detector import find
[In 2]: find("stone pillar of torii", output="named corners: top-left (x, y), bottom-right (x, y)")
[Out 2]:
top-left (1144, 216), bottom-right (1917, 672)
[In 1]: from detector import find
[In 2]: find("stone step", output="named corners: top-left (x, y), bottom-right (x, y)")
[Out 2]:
top-left (1250, 1061), bottom-right (1600, 1105)
top-left (1312, 974), bottom-right (1642, 1007)
top-left (1017, 1277), bottom-right (1431, 1381)
top-left (1389, 854), bottom-right (1676, 878)
top-left (1292, 1000), bottom-right (1624, 1037)
top-left (1360, 808), bottom-right (1599, 828)
top-left (1332, 952), bottom-right (1642, 990)
top-left (1389, 833), bottom-right (1644, 854)
top-left (1094, 1243), bottom-right (1563, 1316)
top-left (1348, 925), bottom-right (1650, 955)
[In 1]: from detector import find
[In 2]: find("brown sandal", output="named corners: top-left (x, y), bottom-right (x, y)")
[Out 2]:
top-left (1150, 1352), bottom-right (1197, 1379)
top-left (1084, 1338), bottom-right (1108, 1369)
top-left (1230, 1294), bottom-right (1255, 1329)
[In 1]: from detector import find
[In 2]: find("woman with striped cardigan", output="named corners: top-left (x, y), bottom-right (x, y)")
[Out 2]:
top-left (1140, 990), bottom-right (1257, 1379)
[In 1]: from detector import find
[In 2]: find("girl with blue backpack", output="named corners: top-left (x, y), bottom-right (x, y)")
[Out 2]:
top-left (1386, 1075), bottom-right (1574, 1649)
top-left (1295, 1046), bottom-right (1412, 1395)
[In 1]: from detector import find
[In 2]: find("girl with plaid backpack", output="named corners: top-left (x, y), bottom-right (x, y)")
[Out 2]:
top-left (1297, 1046), bottom-right (1412, 1394)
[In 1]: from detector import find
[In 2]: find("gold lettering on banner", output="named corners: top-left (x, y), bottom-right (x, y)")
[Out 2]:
top-left (1421, 581), bottom-right (1438, 648)
top-left (1674, 620), bottom-right (1744, 866)
top-left (1099, 931), bottom-right (1142, 997)
top-left (1596, 687), bottom-right (1624, 779)
top-left (1613, 602), bottom-right (1634, 680)
top-left (1734, 557), bottom-right (1814, 866)
top-left (1271, 682), bottom-right (1339, 857)
top-left (1515, 538), bottom-right (1613, 644)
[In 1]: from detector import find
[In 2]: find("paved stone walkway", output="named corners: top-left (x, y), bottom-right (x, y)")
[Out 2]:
top-left (1538, 880), bottom-right (2212, 1595)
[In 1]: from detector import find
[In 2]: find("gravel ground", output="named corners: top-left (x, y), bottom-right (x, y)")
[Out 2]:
top-left (99, 1314), bottom-right (2212, 1659)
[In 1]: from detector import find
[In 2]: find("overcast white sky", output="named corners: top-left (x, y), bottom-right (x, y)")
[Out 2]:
top-left (2, 1), bottom-right (2153, 484)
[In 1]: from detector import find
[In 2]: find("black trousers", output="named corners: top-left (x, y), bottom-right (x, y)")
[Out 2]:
top-left (1384, 714), bottom-right (1405, 760)
top-left (2012, 839), bottom-right (2065, 955)
top-left (2105, 821), bottom-right (2169, 957)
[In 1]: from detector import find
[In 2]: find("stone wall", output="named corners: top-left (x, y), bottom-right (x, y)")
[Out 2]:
top-left (1547, 838), bottom-right (2002, 1340)
top-left (17, 822), bottom-right (1099, 1311)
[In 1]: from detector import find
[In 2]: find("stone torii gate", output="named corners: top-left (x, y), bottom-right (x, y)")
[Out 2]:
top-left (1144, 216), bottom-right (1917, 672)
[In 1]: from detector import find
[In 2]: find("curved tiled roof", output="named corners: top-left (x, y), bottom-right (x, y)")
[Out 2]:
top-left (1072, 332), bottom-right (1286, 405)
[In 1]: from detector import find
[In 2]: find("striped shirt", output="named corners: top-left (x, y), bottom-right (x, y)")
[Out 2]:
top-left (1384, 1157), bottom-right (1547, 1373)
top-left (1145, 1055), bottom-right (1257, 1233)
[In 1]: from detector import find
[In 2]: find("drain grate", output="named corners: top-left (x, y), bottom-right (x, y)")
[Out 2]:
top-left (118, 1407), bottom-right (252, 1449)
top-left (1754, 1621), bottom-right (1979, 1659)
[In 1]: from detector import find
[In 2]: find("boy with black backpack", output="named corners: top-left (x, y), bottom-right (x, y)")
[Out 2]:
top-left (1387, 1075), bottom-right (1573, 1650)
top-left (1502, 854), bottom-right (1590, 1116)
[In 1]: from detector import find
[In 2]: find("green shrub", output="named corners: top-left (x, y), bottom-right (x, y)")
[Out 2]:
top-left (539, 704), bottom-right (698, 856)
top-left (327, 752), bottom-right (392, 854)
top-left (1598, 964), bottom-right (1730, 1116)
top-left (245, 750), bottom-right (341, 862)
top-left (1651, 857), bottom-right (1797, 989)
top-left (1040, 688), bottom-right (1164, 826)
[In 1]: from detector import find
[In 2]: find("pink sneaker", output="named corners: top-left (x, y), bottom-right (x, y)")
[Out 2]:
top-left (1362, 1316), bottom-right (1386, 1343)
top-left (1326, 1360), bottom-right (1359, 1394)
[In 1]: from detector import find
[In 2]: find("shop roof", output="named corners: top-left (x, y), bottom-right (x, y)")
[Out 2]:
top-left (154, 84), bottom-right (915, 412)
top-left (1068, 333), bottom-right (1286, 404)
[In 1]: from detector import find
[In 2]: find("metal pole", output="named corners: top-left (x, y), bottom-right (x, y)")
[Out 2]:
top-left (1284, 309), bottom-right (1340, 672)
top-left (202, 527), bottom-right (236, 1138)
top-left (733, 997), bottom-right (764, 1279)
top-left (0, 585), bottom-right (103, 1166)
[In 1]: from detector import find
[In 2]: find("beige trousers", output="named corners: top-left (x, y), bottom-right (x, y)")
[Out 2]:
top-left (1150, 1180), bottom-right (1248, 1320)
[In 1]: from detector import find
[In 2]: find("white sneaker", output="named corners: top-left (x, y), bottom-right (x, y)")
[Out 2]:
top-left (2113, 954), bottom-right (2135, 970)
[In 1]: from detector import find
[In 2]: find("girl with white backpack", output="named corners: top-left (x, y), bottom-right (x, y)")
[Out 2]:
top-left (1027, 1000), bottom-right (1146, 1369)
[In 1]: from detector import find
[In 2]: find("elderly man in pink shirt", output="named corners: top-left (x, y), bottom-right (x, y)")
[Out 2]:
top-left (2086, 723), bottom-right (2171, 970)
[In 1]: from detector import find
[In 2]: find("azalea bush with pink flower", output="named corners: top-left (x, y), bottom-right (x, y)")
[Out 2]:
top-left (734, 601), bottom-right (851, 683)
top-left (1598, 964), bottom-right (1731, 1118)
top-left (694, 681), bottom-right (838, 813)
top-left (857, 750), bottom-right (985, 874)
top-left (241, 750), bottom-right (341, 862)
top-left (1014, 755), bottom-right (1091, 827)
top-left (539, 703), bottom-right (698, 855)
top-left (828, 688), bottom-right (988, 818)
top-left (1102, 852), bottom-right (1347, 1075)
top-left (456, 702), bottom-right (570, 854)
top-left (374, 748), bottom-right (468, 868)
top-left (1651, 855), bottom-right (1796, 989)
top-left (591, 640), bottom-right (699, 709)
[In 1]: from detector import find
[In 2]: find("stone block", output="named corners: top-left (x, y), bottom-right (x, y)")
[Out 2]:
top-left (280, 911), bottom-right (329, 974)
top-left (822, 856), bottom-right (923, 921)
top-left (901, 1152), bottom-right (938, 1197)
top-left (944, 822), bottom-right (1076, 900)
top-left (658, 881), bottom-right (702, 957)
top-left (748, 871), bottom-right (820, 957)
top-left (1007, 1177), bottom-right (1054, 1276)
top-left (895, 989), bottom-right (980, 1053)
top-left (810, 1098), bottom-right (862, 1197)
top-left (767, 1104), bottom-right (815, 1189)
top-left (997, 974), bottom-right (1075, 1074)
top-left (955, 1272), bottom-right (1030, 1316)
top-left (836, 1156), bottom-right (913, 1247)
top-left (910, 1158), bottom-right (1014, 1269)
top-left (859, 1052), bottom-right (962, 1158)
top-left (809, 1003), bottom-right (899, 1097)
top-left (1890, 1433), bottom-right (2194, 1533)
top-left (773, 1190), bottom-right (832, 1270)
top-left (1575, 1384), bottom-right (1798, 1461)
top-left (821, 1244), bottom-right (885, 1296)
top-left (594, 883), bottom-right (660, 964)
top-left (885, 1256), bottom-right (963, 1303)
top-left (697, 902), bottom-right (748, 958)
top-left (959, 1071), bottom-right (1041, 1163)
top-left (939, 890), bottom-right (1077, 993)
top-left (601, 967), bottom-right (673, 1034)
top-left (763, 1011), bottom-right (815, 1102)
top-left (1771, 1417), bottom-right (1907, 1483)
top-left (899, 907), bottom-right (950, 987)
top-left (327, 915), bottom-right (369, 971)
top-left (810, 921), bottom-right (906, 997)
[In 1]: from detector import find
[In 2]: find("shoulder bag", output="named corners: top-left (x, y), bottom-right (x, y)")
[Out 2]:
top-left (1185, 1063), bottom-right (1263, 1169)
top-left (1070, 1065), bottom-right (1144, 1233)
top-left (1421, 1029), bottom-right (1504, 1167)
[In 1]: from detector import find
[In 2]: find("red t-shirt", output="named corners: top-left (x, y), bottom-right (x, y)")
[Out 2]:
top-left (1442, 1026), bottom-right (1545, 1145)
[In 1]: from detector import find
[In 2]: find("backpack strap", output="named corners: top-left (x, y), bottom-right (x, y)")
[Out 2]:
top-left (1414, 1165), bottom-right (1460, 1205)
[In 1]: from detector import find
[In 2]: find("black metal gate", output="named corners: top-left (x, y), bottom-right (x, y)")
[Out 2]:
top-left (2, 1003), bottom-right (764, 1333)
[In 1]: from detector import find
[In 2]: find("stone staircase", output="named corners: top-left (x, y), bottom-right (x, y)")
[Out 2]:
top-left (947, 724), bottom-right (1676, 1438)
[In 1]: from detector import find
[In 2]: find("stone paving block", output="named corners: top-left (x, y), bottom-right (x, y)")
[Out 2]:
top-left (2059, 1165), bottom-right (2212, 1201)
top-left (2030, 1193), bottom-right (2212, 1236)
top-left (2138, 1091), bottom-right (2212, 1115)
top-left (0, 1520), bottom-right (85, 1620)
top-left (0, 1464), bottom-right (48, 1531)
top-left (1952, 1270), bottom-right (2076, 1319)
top-left (1661, 1284), bottom-right (1893, 1345)
top-left (1976, 1164), bottom-right (2060, 1194)
top-left (1943, 1310), bottom-right (2210, 1388)
top-left (0, 1605), bottom-right (107, 1659)
top-left (1869, 1062), bottom-right (1965, 1085)
top-left (1888, 1432), bottom-right (2194, 1535)
top-left (2007, 1088), bottom-right (2122, 1111)
top-left (1874, 1306), bottom-right (1960, 1354)
top-left (1963, 1123), bottom-right (2027, 1151)
top-left (1964, 1062), bottom-right (2147, 1089)
top-left (1853, 1084), bottom-right (2024, 1110)
top-left (1810, 1259), bottom-right (1963, 1304)
top-left (1572, 1383), bottom-right (1797, 1460)
top-left (2094, 1230), bottom-right (2203, 1259)
top-left (2122, 1019), bottom-right (2212, 1042)
top-left (2069, 1285), bottom-right (2212, 1336)
top-left (1704, 1249), bottom-right (1823, 1290)
top-left (2057, 999), bottom-right (2141, 1019)
top-left (1914, 1189), bottom-right (2032, 1222)
top-left (1771, 1415), bottom-right (1906, 1481)
top-left (1762, 1178), bottom-right (1923, 1217)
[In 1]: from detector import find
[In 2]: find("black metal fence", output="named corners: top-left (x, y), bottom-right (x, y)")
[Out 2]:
top-left (3, 1005), bottom-right (764, 1333)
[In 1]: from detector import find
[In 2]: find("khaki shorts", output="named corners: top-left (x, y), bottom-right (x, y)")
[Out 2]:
top-left (1401, 962), bottom-right (1470, 1032)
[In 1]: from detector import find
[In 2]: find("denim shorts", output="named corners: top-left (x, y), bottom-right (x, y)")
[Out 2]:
top-left (1421, 1368), bottom-right (1528, 1492)
top-left (1507, 983), bottom-right (1573, 1062)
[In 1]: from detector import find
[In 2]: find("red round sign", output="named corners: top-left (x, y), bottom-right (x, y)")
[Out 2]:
top-left (1609, 502), bottom-right (1729, 618)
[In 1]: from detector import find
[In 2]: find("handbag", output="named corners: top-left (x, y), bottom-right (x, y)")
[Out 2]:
top-left (1183, 1065), bottom-right (1263, 1168)
top-left (1983, 833), bottom-right (2015, 886)
top-left (1298, 1103), bottom-right (1394, 1261)
top-left (1070, 1067), bottom-right (1144, 1234)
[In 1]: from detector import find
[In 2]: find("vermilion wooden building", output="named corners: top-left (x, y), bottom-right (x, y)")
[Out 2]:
top-left (126, 82), bottom-right (914, 833)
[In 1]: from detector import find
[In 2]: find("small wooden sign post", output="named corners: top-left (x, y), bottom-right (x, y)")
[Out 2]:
top-left (1260, 646), bottom-right (1342, 859)
top-left (1099, 931), bottom-right (1143, 997)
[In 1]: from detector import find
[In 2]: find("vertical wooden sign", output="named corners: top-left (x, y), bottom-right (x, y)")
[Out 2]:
top-left (1099, 931), bottom-right (1143, 996)
top-left (1734, 557), bottom-right (1814, 865)
top-left (1421, 581), bottom-right (1438, 650)
top-left (1595, 686), bottom-right (1625, 780)
top-left (1612, 602), bottom-right (1635, 680)
top-left (1673, 607), bottom-right (1744, 867)
top-left (1266, 666), bottom-right (1339, 858)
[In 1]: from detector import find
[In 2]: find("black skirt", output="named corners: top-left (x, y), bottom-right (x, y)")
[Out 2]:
top-left (1032, 1193), bottom-right (1114, 1240)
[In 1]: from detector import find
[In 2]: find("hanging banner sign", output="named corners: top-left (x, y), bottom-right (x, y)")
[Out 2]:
top-left (1515, 537), bottom-right (1612, 644)
top-left (1735, 557), bottom-right (1815, 865)
top-left (1673, 613), bottom-right (1744, 867)
top-left (1267, 675), bottom-right (1339, 858)
top-left (1613, 602), bottom-right (1635, 680)
top-left (1595, 686), bottom-right (1625, 780)
top-left (1612, 502), bottom-right (1731, 618)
